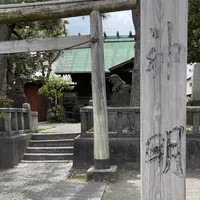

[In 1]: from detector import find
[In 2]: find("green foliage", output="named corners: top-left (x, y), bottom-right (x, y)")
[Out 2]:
top-left (0, 95), bottom-right (13, 120)
top-left (47, 105), bottom-right (65, 123)
top-left (10, 18), bottom-right (67, 80)
top-left (38, 75), bottom-right (74, 122)
top-left (10, 17), bottom-right (67, 80)
top-left (38, 75), bottom-right (74, 100)
top-left (188, 0), bottom-right (200, 63)
top-left (0, 95), bottom-right (13, 108)
top-left (0, 0), bottom-right (68, 90)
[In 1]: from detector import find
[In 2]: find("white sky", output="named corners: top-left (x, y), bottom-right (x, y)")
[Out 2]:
top-left (65, 11), bottom-right (135, 36)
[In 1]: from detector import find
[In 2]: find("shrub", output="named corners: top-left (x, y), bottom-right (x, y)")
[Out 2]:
top-left (0, 95), bottom-right (12, 108)
top-left (38, 75), bottom-right (74, 122)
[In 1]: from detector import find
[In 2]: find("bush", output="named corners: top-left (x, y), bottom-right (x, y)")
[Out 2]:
top-left (47, 105), bottom-right (65, 123)
top-left (0, 95), bottom-right (13, 126)
top-left (0, 95), bottom-right (12, 108)
top-left (38, 75), bottom-right (74, 122)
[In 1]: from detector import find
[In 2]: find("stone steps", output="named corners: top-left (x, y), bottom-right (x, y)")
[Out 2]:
top-left (31, 133), bottom-right (79, 140)
top-left (29, 139), bottom-right (74, 147)
top-left (24, 153), bottom-right (73, 160)
top-left (21, 160), bottom-right (71, 163)
top-left (26, 147), bottom-right (74, 153)
top-left (23, 133), bottom-right (80, 162)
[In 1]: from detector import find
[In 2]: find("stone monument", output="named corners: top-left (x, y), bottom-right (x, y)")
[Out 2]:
top-left (11, 78), bottom-right (27, 108)
top-left (191, 63), bottom-right (200, 102)
top-left (187, 63), bottom-right (200, 125)
top-left (108, 74), bottom-right (131, 107)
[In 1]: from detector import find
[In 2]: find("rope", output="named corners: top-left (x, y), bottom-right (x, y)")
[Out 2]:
top-left (62, 37), bottom-right (94, 50)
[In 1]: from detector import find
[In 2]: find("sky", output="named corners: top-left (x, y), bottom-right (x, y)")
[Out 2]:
top-left (65, 11), bottom-right (135, 36)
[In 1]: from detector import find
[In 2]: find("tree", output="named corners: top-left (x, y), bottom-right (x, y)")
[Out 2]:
top-left (38, 75), bottom-right (74, 122)
top-left (0, 0), bottom-right (67, 96)
top-left (8, 19), bottom-right (67, 85)
top-left (0, 25), bottom-right (12, 95)
top-left (188, 0), bottom-right (200, 63)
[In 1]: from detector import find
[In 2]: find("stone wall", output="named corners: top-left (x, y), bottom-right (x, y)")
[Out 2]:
top-left (73, 134), bottom-right (200, 170)
top-left (0, 134), bottom-right (31, 169)
top-left (0, 103), bottom-right (38, 169)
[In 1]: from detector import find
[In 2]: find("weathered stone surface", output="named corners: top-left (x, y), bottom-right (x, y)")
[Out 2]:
top-left (11, 79), bottom-right (27, 108)
top-left (192, 63), bottom-right (200, 101)
top-left (73, 135), bottom-right (140, 169)
top-left (87, 165), bottom-right (118, 182)
top-left (0, 134), bottom-right (31, 169)
top-left (108, 74), bottom-right (131, 107)
top-left (73, 134), bottom-right (200, 170)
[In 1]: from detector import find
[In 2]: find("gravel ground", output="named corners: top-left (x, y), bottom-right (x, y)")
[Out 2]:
top-left (102, 169), bottom-right (200, 200)
top-left (0, 162), bottom-right (106, 200)
top-left (0, 162), bottom-right (72, 200)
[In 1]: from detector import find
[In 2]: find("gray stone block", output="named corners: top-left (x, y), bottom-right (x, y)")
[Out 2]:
top-left (192, 63), bottom-right (200, 100)
top-left (0, 134), bottom-right (31, 169)
top-left (73, 134), bottom-right (200, 170)
top-left (87, 165), bottom-right (118, 182)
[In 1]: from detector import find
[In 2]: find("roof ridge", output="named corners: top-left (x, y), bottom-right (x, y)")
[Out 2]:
top-left (105, 35), bottom-right (134, 39)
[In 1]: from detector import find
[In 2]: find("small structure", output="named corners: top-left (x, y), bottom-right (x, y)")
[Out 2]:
top-left (54, 34), bottom-right (134, 106)
top-left (24, 80), bottom-right (48, 122)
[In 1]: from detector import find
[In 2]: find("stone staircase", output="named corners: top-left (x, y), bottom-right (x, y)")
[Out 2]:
top-left (22, 133), bottom-right (80, 162)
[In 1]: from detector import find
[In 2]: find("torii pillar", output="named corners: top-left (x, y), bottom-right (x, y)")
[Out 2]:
top-left (87, 10), bottom-right (117, 182)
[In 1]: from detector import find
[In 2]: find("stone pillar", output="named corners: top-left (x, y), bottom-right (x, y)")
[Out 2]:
top-left (90, 10), bottom-right (110, 169)
top-left (31, 111), bottom-right (38, 132)
top-left (23, 103), bottom-right (32, 132)
top-left (192, 63), bottom-right (200, 101)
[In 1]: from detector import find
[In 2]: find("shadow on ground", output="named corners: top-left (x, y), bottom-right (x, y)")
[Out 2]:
top-left (102, 169), bottom-right (200, 200)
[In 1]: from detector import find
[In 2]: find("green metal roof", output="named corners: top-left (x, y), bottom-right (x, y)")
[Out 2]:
top-left (54, 36), bottom-right (135, 74)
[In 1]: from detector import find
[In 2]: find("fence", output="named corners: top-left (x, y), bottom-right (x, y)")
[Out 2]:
top-left (81, 106), bottom-right (140, 134)
top-left (81, 106), bottom-right (200, 134)
top-left (0, 103), bottom-right (38, 137)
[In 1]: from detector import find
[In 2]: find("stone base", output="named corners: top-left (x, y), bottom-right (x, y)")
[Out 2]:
top-left (87, 165), bottom-right (118, 182)
top-left (187, 100), bottom-right (200, 106)
top-left (73, 134), bottom-right (200, 170)
top-left (0, 134), bottom-right (31, 169)
top-left (73, 135), bottom-right (140, 169)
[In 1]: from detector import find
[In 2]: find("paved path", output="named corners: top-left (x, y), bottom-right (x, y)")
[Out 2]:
top-left (38, 122), bottom-right (81, 134)
top-left (102, 170), bottom-right (200, 200)
top-left (0, 162), bottom-right (106, 200)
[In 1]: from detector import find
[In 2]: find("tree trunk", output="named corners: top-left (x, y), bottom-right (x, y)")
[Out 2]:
top-left (0, 24), bottom-right (11, 96)
top-left (130, 1), bottom-right (140, 107)
top-left (6, 59), bottom-right (14, 97)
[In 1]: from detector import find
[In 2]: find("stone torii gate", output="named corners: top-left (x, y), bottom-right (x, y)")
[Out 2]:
top-left (0, 0), bottom-right (188, 199)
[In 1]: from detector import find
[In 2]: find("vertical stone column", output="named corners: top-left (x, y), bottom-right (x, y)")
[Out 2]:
top-left (23, 103), bottom-right (33, 132)
top-left (4, 112), bottom-right (12, 136)
top-left (192, 63), bottom-right (200, 101)
top-left (90, 10), bottom-right (110, 169)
